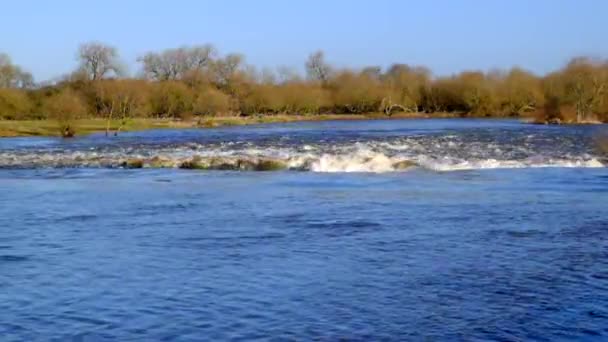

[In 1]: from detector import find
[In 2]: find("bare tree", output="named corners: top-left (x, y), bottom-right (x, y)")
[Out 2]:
top-left (139, 45), bottom-right (216, 81)
top-left (260, 67), bottom-right (277, 85)
top-left (0, 53), bottom-right (34, 88)
top-left (305, 51), bottom-right (332, 83)
top-left (77, 42), bottom-right (123, 81)
top-left (361, 66), bottom-right (382, 81)
top-left (277, 66), bottom-right (302, 83)
top-left (210, 53), bottom-right (244, 88)
top-left (563, 57), bottom-right (607, 122)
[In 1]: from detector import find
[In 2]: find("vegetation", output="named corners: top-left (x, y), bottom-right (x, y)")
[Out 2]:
top-left (43, 88), bottom-right (87, 137)
top-left (0, 42), bottom-right (607, 137)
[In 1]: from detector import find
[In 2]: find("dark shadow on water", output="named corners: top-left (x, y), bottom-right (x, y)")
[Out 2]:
top-left (0, 255), bottom-right (30, 262)
top-left (304, 220), bottom-right (383, 238)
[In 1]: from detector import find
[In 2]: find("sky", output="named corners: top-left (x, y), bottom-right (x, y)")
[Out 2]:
top-left (1, 0), bottom-right (607, 82)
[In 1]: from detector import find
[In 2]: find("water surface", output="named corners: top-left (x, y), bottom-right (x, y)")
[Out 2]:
top-left (0, 119), bottom-right (607, 340)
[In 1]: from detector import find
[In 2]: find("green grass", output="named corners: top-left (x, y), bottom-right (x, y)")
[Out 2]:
top-left (0, 113), bottom-right (462, 138)
top-left (0, 118), bottom-right (193, 137)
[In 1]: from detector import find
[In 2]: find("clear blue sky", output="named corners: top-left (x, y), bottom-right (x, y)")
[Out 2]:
top-left (2, 0), bottom-right (607, 81)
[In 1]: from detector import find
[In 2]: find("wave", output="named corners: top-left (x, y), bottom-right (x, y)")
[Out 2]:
top-left (0, 133), bottom-right (605, 172)
top-left (415, 156), bottom-right (605, 172)
top-left (0, 148), bottom-right (604, 173)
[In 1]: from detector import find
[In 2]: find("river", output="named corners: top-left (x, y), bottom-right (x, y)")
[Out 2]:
top-left (0, 119), bottom-right (607, 340)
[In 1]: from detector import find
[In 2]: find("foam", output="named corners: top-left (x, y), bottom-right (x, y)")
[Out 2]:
top-left (0, 137), bottom-right (604, 173)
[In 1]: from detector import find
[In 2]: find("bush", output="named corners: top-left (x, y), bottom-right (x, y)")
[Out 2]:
top-left (42, 89), bottom-right (87, 137)
top-left (193, 86), bottom-right (235, 116)
top-left (149, 81), bottom-right (194, 118)
top-left (0, 89), bottom-right (32, 120)
top-left (329, 71), bottom-right (385, 113)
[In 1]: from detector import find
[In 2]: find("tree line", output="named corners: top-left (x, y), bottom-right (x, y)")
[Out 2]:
top-left (1, 42), bottom-right (607, 132)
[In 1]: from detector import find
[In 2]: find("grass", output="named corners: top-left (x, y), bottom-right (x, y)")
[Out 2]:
top-left (0, 118), bottom-right (195, 137)
top-left (0, 112), bottom-right (463, 138)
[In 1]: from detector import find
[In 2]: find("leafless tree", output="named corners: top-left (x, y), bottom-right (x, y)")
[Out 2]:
top-left (564, 57), bottom-right (607, 122)
top-left (139, 45), bottom-right (216, 81)
top-left (361, 66), bottom-right (382, 81)
top-left (305, 50), bottom-right (332, 83)
top-left (277, 66), bottom-right (301, 83)
top-left (210, 53), bottom-right (244, 88)
top-left (0, 53), bottom-right (34, 88)
top-left (77, 42), bottom-right (123, 81)
top-left (260, 67), bottom-right (277, 85)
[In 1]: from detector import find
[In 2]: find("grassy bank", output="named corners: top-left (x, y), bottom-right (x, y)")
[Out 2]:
top-left (0, 112), bottom-right (461, 138)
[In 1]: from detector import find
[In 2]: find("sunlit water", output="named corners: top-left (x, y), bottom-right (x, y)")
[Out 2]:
top-left (0, 119), bottom-right (607, 340)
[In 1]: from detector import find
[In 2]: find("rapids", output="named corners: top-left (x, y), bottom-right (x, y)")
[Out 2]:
top-left (0, 119), bottom-right (605, 172)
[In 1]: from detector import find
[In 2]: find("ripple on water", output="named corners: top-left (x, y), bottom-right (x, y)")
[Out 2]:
top-left (304, 219), bottom-right (383, 238)
top-left (0, 120), bottom-right (607, 340)
top-left (0, 255), bottom-right (30, 262)
top-left (53, 214), bottom-right (98, 223)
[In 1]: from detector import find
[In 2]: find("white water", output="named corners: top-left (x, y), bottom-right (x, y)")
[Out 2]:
top-left (0, 140), bottom-right (604, 172)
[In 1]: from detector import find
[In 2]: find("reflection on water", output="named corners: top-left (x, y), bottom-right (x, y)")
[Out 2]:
top-left (0, 119), bottom-right (607, 340)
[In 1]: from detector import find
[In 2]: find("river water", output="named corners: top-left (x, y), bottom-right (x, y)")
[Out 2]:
top-left (0, 119), bottom-right (607, 340)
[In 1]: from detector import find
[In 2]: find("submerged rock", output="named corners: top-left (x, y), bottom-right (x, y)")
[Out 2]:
top-left (235, 158), bottom-right (258, 171)
top-left (148, 156), bottom-right (176, 168)
top-left (207, 157), bottom-right (239, 170)
top-left (122, 159), bottom-right (144, 169)
top-left (392, 160), bottom-right (417, 170)
top-left (178, 156), bottom-right (288, 171)
top-left (255, 159), bottom-right (287, 171)
top-left (179, 156), bottom-right (206, 169)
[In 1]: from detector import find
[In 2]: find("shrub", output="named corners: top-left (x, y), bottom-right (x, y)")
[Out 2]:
top-left (42, 89), bottom-right (87, 137)
top-left (193, 86), bottom-right (235, 116)
top-left (149, 81), bottom-right (194, 118)
top-left (0, 88), bottom-right (32, 119)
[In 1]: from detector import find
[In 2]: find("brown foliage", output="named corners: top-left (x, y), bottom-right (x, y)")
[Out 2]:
top-left (496, 68), bottom-right (543, 116)
top-left (329, 71), bottom-right (385, 113)
top-left (43, 89), bottom-right (87, 137)
top-left (1, 47), bottom-right (608, 124)
top-left (0, 89), bottom-right (33, 119)
top-left (93, 80), bottom-right (150, 119)
top-left (194, 86), bottom-right (235, 116)
top-left (149, 81), bottom-right (195, 118)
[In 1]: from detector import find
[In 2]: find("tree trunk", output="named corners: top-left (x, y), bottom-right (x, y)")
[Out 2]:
top-left (105, 106), bottom-right (114, 136)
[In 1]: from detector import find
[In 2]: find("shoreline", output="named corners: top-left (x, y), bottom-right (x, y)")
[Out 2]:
top-left (0, 113), bottom-right (603, 138)
top-left (0, 112), bottom-right (461, 138)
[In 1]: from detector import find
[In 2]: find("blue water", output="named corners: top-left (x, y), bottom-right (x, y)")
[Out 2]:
top-left (0, 119), bottom-right (607, 340)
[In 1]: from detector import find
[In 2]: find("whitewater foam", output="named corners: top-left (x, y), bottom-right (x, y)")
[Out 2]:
top-left (310, 154), bottom-right (394, 173)
top-left (0, 133), bottom-right (605, 172)
top-left (416, 156), bottom-right (605, 171)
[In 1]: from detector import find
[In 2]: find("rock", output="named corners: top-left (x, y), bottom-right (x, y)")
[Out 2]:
top-left (236, 158), bottom-right (258, 171)
top-left (61, 126), bottom-right (75, 138)
top-left (148, 156), bottom-right (176, 168)
top-left (179, 156), bottom-right (287, 171)
top-left (179, 156), bottom-right (206, 169)
top-left (208, 157), bottom-right (237, 170)
top-left (122, 159), bottom-right (144, 169)
top-left (547, 118), bottom-right (562, 125)
top-left (392, 160), bottom-right (417, 170)
top-left (255, 159), bottom-right (287, 171)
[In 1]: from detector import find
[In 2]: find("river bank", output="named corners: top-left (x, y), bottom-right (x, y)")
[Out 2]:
top-left (0, 112), bottom-right (463, 138)
top-left (2, 112), bottom-right (605, 138)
